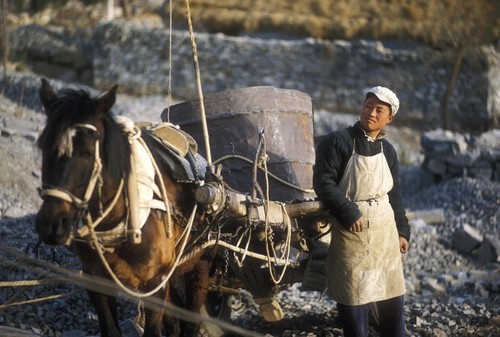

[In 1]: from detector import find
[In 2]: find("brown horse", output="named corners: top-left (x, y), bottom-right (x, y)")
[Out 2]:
top-left (34, 78), bottom-right (216, 337)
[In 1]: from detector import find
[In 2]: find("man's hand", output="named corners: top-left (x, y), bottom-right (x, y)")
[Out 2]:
top-left (349, 217), bottom-right (366, 232)
top-left (399, 236), bottom-right (409, 253)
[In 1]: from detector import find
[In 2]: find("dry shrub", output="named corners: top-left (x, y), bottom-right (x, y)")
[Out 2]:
top-left (171, 0), bottom-right (499, 47)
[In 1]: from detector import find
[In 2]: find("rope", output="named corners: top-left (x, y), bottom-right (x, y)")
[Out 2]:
top-left (0, 256), bottom-right (82, 310)
top-left (266, 204), bottom-right (292, 284)
top-left (0, 290), bottom-right (82, 310)
top-left (0, 279), bottom-right (68, 287)
top-left (259, 134), bottom-right (292, 284)
top-left (164, 0), bottom-right (173, 122)
top-left (78, 177), bottom-right (124, 238)
top-left (88, 203), bottom-right (198, 298)
top-left (185, 0), bottom-right (213, 172)
top-left (177, 239), bottom-right (299, 267)
top-left (213, 154), bottom-right (315, 193)
top-left (232, 225), bottom-right (253, 268)
top-left (0, 244), bottom-right (265, 337)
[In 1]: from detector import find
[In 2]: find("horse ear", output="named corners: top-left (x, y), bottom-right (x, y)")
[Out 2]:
top-left (96, 85), bottom-right (118, 115)
top-left (39, 78), bottom-right (57, 113)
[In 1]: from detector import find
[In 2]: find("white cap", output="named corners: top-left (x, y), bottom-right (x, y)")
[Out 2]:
top-left (366, 86), bottom-right (400, 115)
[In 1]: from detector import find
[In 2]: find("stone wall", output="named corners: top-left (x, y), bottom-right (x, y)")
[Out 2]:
top-left (8, 21), bottom-right (500, 131)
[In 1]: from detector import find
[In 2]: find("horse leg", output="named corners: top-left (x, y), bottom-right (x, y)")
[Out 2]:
top-left (181, 256), bottom-right (214, 337)
top-left (143, 285), bottom-right (169, 337)
top-left (163, 283), bottom-right (183, 337)
top-left (87, 290), bottom-right (121, 337)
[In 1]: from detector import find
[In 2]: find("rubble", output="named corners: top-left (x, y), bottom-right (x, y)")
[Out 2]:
top-left (421, 128), bottom-right (500, 181)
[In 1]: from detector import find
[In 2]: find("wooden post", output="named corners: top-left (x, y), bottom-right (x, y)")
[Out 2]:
top-left (1, 0), bottom-right (8, 80)
top-left (442, 44), bottom-right (465, 131)
top-left (121, 0), bottom-right (131, 19)
top-left (106, 0), bottom-right (114, 21)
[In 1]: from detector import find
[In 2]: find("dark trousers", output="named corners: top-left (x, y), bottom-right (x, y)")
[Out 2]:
top-left (337, 295), bottom-right (406, 337)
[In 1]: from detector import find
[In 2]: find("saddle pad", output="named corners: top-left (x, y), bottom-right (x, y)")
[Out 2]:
top-left (141, 130), bottom-right (206, 183)
top-left (137, 122), bottom-right (198, 157)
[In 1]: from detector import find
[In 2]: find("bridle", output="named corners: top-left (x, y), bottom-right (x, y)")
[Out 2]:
top-left (38, 123), bottom-right (125, 245)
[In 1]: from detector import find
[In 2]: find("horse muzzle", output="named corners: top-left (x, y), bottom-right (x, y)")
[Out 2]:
top-left (35, 200), bottom-right (77, 246)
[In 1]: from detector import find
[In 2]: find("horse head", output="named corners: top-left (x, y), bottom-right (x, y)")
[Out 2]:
top-left (35, 78), bottom-right (128, 245)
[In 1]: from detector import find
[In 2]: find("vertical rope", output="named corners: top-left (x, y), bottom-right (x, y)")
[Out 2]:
top-left (165, 0), bottom-right (174, 123)
top-left (185, 0), bottom-right (213, 174)
top-left (260, 135), bottom-right (291, 284)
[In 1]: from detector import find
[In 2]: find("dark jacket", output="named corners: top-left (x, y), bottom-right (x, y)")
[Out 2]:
top-left (313, 121), bottom-right (411, 241)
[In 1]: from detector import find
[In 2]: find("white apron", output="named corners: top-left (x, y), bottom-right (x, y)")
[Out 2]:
top-left (325, 141), bottom-right (406, 305)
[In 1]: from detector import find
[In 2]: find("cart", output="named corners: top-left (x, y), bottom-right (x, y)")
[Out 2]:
top-left (162, 86), bottom-right (334, 328)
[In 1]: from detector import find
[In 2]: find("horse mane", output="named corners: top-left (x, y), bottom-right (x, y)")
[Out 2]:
top-left (37, 87), bottom-right (131, 182)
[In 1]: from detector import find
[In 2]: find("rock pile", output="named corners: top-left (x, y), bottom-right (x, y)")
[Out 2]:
top-left (421, 128), bottom-right (500, 181)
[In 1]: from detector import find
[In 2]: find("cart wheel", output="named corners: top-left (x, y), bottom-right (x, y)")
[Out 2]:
top-left (198, 291), bottom-right (233, 337)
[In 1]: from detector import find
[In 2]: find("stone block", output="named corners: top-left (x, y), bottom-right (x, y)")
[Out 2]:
top-left (477, 129), bottom-right (500, 150)
top-left (421, 129), bottom-right (468, 155)
top-left (446, 152), bottom-right (481, 167)
top-left (477, 235), bottom-right (500, 264)
top-left (422, 277), bottom-right (446, 296)
top-left (452, 224), bottom-right (483, 254)
top-left (425, 157), bottom-right (447, 175)
top-left (469, 160), bottom-right (493, 179)
top-left (409, 208), bottom-right (446, 224)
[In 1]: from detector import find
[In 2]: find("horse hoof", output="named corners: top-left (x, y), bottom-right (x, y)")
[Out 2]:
top-left (254, 297), bottom-right (284, 322)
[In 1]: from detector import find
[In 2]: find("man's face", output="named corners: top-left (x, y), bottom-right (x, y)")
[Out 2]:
top-left (359, 95), bottom-right (394, 136)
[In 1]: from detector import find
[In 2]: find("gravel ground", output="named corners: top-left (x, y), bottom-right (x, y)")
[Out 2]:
top-left (1, 76), bottom-right (499, 337)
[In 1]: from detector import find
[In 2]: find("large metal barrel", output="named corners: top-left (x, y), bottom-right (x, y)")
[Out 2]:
top-left (162, 86), bottom-right (315, 202)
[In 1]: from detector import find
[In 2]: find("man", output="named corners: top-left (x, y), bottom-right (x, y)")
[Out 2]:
top-left (313, 86), bottom-right (410, 337)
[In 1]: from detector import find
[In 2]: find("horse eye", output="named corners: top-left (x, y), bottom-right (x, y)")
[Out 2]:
top-left (85, 128), bottom-right (99, 139)
top-left (78, 150), bottom-right (93, 159)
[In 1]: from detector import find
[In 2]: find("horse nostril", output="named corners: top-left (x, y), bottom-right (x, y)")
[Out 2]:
top-left (55, 215), bottom-right (69, 237)
top-left (53, 215), bottom-right (67, 231)
top-left (35, 207), bottom-right (72, 245)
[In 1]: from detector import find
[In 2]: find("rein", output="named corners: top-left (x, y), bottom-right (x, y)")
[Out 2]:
top-left (91, 203), bottom-right (199, 298)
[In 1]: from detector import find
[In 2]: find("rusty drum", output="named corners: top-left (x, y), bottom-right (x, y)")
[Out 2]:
top-left (162, 86), bottom-right (316, 202)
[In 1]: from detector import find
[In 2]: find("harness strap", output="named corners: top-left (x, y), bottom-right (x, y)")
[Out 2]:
top-left (76, 177), bottom-right (125, 239)
top-left (136, 136), bottom-right (173, 238)
top-left (136, 175), bottom-right (162, 198)
top-left (140, 199), bottom-right (167, 211)
top-left (127, 136), bottom-right (141, 244)
top-left (39, 188), bottom-right (85, 206)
